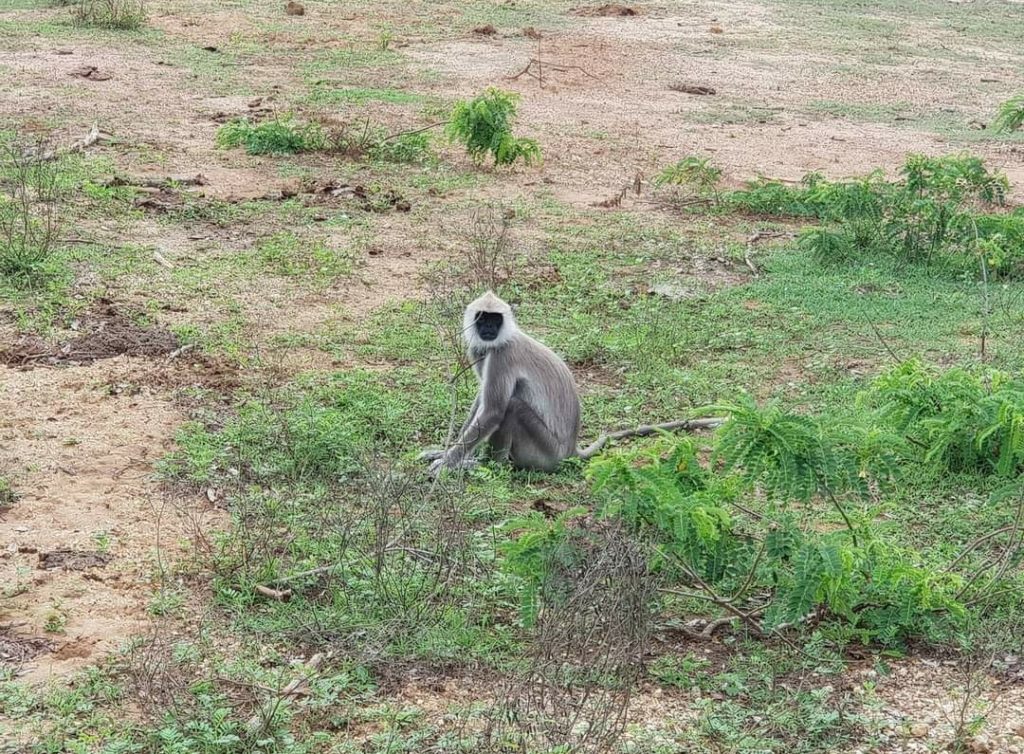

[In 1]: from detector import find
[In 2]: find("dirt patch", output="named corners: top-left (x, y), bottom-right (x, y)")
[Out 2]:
top-left (572, 4), bottom-right (639, 17)
top-left (0, 299), bottom-right (180, 368)
top-left (38, 549), bottom-right (114, 571)
top-left (0, 358), bottom-right (213, 683)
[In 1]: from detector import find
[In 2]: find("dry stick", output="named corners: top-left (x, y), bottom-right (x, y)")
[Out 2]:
top-left (945, 525), bottom-right (1016, 572)
top-left (254, 584), bottom-right (292, 602)
top-left (508, 58), bottom-right (598, 85)
top-left (245, 653), bottom-right (324, 736)
top-left (577, 417), bottom-right (725, 459)
top-left (378, 121), bottom-right (448, 144)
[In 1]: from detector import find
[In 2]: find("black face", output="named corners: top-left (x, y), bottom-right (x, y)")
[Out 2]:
top-left (475, 311), bottom-right (503, 342)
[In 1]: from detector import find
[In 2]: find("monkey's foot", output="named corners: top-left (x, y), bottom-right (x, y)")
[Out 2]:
top-left (417, 448), bottom-right (446, 463)
top-left (428, 457), bottom-right (479, 477)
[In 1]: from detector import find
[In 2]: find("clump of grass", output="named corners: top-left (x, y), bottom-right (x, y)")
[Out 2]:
top-left (253, 231), bottom-right (357, 279)
top-left (216, 116), bottom-right (326, 156)
top-left (654, 155), bottom-right (722, 202)
top-left (0, 141), bottom-right (68, 290)
top-left (367, 131), bottom-right (435, 164)
top-left (71, 0), bottom-right (146, 30)
top-left (446, 87), bottom-right (541, 167)
top-left (992, 93), bottom-right (1024, 134)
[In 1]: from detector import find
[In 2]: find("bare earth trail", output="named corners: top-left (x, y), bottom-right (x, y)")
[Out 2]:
top-left (2, 0), bottom-right (1024, 750)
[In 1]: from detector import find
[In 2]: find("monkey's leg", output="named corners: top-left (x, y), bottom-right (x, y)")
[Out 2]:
top-left (503, 397), bottom-right (564, 472)
top-left (486, 408), bottom-right (516, 463)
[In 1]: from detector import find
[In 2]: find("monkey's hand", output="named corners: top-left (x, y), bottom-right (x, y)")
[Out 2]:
top-left (428, 456), bottom-right (479, 477)
top-left (417, 448), bottom-right (446, 463)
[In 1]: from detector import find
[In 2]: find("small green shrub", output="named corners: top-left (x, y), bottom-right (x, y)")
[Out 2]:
top-left (72, 0), bottom-right (146, 29)
top-left (869, 360), bottom-right (1024, 477)
top-left (216, 116), bottom-right (326, 156)
top-left (654, 156), bottom-right (722, 198)
top-left (992, 93), bottom-right (1024, 134)
top-left (0, 477), bottom-right (15, 508)
top-left (722, 153), bottom-right (1019, 275)
top-left (446, 88), bottom-right (541, 167)
top-left (0, 144), bottom-right (68, 289)
top-left (576, 384), bottom-right (978, 646)
top-left (797, 225), bottom-right (858, 265)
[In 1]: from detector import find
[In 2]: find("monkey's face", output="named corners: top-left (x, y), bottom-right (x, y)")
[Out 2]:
top-left (475, 311), bottom-right (504, 342)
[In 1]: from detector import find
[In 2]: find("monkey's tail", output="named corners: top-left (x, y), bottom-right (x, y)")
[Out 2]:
top-left (576, 417), bottom-right (726, 460)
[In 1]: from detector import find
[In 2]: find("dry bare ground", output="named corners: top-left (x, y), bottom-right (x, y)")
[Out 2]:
top-left (2, 0), bottom-right (1024, 751)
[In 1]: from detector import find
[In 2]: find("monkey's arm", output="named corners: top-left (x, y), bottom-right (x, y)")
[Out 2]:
top-left (417, 394), bottom-right (482, 463)
top-left (437, 368), bottom-right (515, 469)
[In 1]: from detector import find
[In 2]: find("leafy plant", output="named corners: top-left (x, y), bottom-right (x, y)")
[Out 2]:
top-left (216, 116), bottom-right (326, 156)
top-left (869, 360), bottom-right (1024, 477)
top-left (654, 156), bottom-right (722, 198)
top-left (797, 225), bottom-right (857, 266)
top-left (446, 88), bottom-right (541, 167)
top-left (723, 153), bottom-right (1018, 275)
top-left (581, 386), bottom-right (974, 646)
top-left (992, 93), bottom-right (1024, 134)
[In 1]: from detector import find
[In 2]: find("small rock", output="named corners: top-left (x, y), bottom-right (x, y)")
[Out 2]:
top-left (285, 0), bottom-right (304, 15)
top-left (968, 735), bottom-right (993, 753)
top-left (648, 283), bottom-right (695, 301)
top-left (709, 25), bottom-right (724, 33)
top-left (909, 723), bottom-right (929, 738)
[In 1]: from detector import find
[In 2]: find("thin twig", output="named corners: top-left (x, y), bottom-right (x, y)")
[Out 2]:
top-left (578, 417), bottom-right (725, 459)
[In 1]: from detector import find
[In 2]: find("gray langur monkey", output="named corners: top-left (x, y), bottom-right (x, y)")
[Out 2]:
top-left (420, 291), bottom-right (722, 475)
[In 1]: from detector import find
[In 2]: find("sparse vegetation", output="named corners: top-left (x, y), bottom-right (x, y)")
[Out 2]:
top-left (216, 116), bottom-right (326, 156)
top-left (654, 155), bottom-right (722, 200)
top-left (446, 87), bottom-right (542, 167)
top-left (4, 1), bottom-right (1024, 752)
top-left (71, 0), bottom-right (146, 29)
top-left (0, 142), bottom-right (68, 290)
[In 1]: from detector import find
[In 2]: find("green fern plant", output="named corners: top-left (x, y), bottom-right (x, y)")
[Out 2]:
top-left (446, 88), bottom-right (541, 167)
top-left (584, 426), bottom-right (966, 646)
top-left (869, 360), bottom-right (1024, 477)
top-left (797, 225), bottom-right (857, 265)
top-left (992, 93), bottom-right (1024, 134)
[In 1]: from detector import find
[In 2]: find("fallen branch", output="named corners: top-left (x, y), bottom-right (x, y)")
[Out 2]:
top-left (244, 653), bottom-right (323, 736)
top-left (102, 173), bottom-right (207, 189)
top-left (508, 57), bottom-right (598, 88)
top-left (578, 417), bottom-right (725, 459)
top-left (377, 121), bottom-right (448, 143)
top-left (254, 584), bottom-right (293, 602)
top-left (67, 123), bottom-right (113, 155)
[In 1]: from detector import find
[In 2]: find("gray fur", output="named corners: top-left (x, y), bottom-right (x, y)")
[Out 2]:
top-left (429, 291), bottom-right (580, 473)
